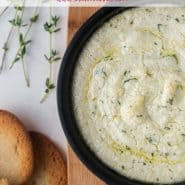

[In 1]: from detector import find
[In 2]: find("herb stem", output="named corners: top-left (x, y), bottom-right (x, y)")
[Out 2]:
top-left (41, 7), bottom-right (61, 103)
top-left (21, 57), bottom-right (30, 87)
top-left (0, 9), bottom-right (19, 73)
top-left (49, 6), bottom-right (53, 81)
top-left (18, 0), bottom-right (26, 33)
top-left (40, 7), bottom-right (53, 103)
top-left (24, 8), bottom-right (39, 39)
top-left (10, 6), bottom-right (39, 69)
top-left (0, 6), bottom-right (8, 18)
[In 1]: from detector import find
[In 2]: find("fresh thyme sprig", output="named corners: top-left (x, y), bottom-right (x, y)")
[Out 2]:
top-left (40, 8), bottom-right (61, 103)
top-left (10, 7), bottom-right (39, 87)
top-left (9, 8), bottom-right (27, 28)
top-left (0, 5), bottom-right (26, 73)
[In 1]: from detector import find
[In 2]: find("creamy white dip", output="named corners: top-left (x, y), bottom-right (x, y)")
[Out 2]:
top-left (73, 8), bottom-right (185, 183)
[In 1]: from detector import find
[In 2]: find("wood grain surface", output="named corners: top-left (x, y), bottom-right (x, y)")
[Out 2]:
top-left (67, 7), bottom-right (106, 185)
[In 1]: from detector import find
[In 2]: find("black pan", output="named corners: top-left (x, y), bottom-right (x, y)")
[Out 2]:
top-left (57, 7), bottom-right (185, 185)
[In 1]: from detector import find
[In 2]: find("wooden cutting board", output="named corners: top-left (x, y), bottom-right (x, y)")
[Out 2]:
top-left (67, 7), bottom-right (106, 185)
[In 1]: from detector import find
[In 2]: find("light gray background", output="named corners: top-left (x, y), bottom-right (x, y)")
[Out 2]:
top-left (0, 7), bottom-right (68, 156)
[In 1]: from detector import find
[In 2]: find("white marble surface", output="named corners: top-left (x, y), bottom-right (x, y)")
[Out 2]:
top-left (0, 7), bottom-right (69, 156)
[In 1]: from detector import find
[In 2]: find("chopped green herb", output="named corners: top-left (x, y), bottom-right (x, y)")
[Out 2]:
top-left (146, 136), bottom-right (153, 143)
top-left (124, 78), bottom-right (137, 84)
top-left (151, 153), bottom-right (154, 157)
top-left (100, 100), bottom-right (104, 104)
top-left (164, 127), bottom-right (171, 130)
top-left (181, 133), bottom-right (185, 137)
top-left (175, 18), bottom-right (180, 22)
top-left (146, 70), bottom-right (152, 77)
top-left (130, 20), bottom-right (134, 25)
top-left (171, 54), bottom-right (178, 63)
top-left (145, 9), bottom-right (152, 13)
top-left (121, 165), bottom-right (125, 170)
top-left (122, 130), bottom-right (127, 133)
top-left (168, 168), bottom-right (173, 172)
top-left (143, 162), bottom-right (146, 165)
top-left (123, 70), bottom-right (130, 76)
top-left (167, 98), bottom-right (174, 105)
top-left (102, 71), bottom-right (107, 77)
top-left (120, 150), bottom-right (124, 154)
top-left (117, 100), bottom-right (121, 105)
top-left (167, 142), bottom-right (172, 146)
top-left (157, 24), bottom-right (163, 32)
top-left (136, 114), bottom-right (143, 118)
top-left (165, 153), bottom-right (169, 157)
top-left (125, 145), bottom-right (131, 150)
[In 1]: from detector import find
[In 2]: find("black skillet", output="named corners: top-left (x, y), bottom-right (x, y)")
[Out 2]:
top-left (57, 7), bottom-right (185, 185)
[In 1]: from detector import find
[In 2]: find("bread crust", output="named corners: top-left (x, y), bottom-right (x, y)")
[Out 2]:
top-left (0, 110), bottom-right (33, 185)
top-left (29, 131), bottom-right (67, 185)
top-left (0, 179), bottom-right (9, 185)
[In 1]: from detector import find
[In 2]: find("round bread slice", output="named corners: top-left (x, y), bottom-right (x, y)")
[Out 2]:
top-left (0, 110), bottom-right (33, 185)
top-left (0, 179), bottom-right (9, 185)
top-left (29, 132), bottom-right (67, 185)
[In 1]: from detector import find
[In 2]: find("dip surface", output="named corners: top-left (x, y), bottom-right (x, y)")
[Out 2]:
top-left (73, 8), bottom-right (185, 184)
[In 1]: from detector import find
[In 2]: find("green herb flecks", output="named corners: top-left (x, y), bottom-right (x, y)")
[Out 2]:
top-left (123, 70), bottom-right (130, 76)
top-left (175, 18), bottom-right (180, 22)
top-left (146, 69), bottom-right (152, 77)
top-left (165, 152), bottom-right (169, 157)
top-left (146, 136), bottom-right (153, 143)
top-left (164, 126), bottom-right (171, 130)
top-left (157, 24), bottom-right (163, 32)
top-left (121, 165), bottom-right (125, 170)
top-left (124, 78), bottom-right (137, 84)
top-left (40, 7), bottom-right (61, 103)
top-left (160, 49), bottom-right (178, 64)
top-left (130, 20), bottom-right (134, 25)
top-left (167, 98), bottom-right (174, 105)
top-left (137, 114), bottom-right (143, 118)
top-left (167, 142), bottom-right (172, 146)
top-left (125, 145), bottom-right (131, 150)
top-left (145, 9), bottom-right (152, 13)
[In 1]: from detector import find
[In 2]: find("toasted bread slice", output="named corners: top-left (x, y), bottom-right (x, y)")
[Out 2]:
top-left (29, 132), bottom-right (67, 185)
top-left (0, 110), bottom-right (33, 185)
top-left (0, 179), bottom-right (9, 185)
